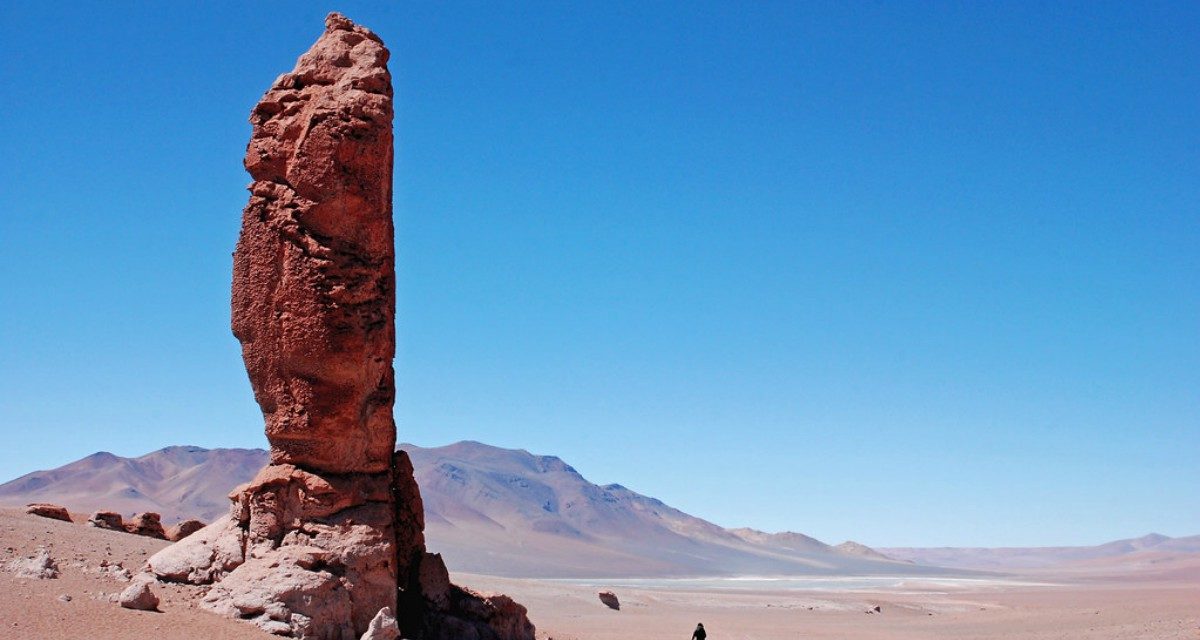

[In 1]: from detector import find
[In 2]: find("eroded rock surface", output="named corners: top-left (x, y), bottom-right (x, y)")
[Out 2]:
top-left (124, 512), bottom-right (167, 539)
top-left (144, 12), bottom-right (532, 640)
top-left (88, 511), bottom-right (124, 530)
top-left (233, 10), bottom-right (396, 477)
top-left (26, 503), bottom-right (71, 522)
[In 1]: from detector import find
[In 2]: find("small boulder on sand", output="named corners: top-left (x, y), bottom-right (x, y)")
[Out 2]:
top-left (25, 503), bottom-right (71, 522)
top-left (88, 511), bottom-right (124, 531)
top-left (119, 579), bottom-right (160, 611)
top-left (166, 519), bottom-right (206, 542)
top-left (360, 606), bottom-right (400, 640)
top-left (598, 590), bottom-right (620, 610)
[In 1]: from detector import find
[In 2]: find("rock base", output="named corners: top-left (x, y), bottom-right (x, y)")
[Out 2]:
top-left (150, 462), bottom-right (395, 637)
top-left (148, 453), bottom-right (534, 639)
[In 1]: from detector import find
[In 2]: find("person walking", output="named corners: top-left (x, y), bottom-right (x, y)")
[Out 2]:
top-left (692, 622), bottom-right (707, 640)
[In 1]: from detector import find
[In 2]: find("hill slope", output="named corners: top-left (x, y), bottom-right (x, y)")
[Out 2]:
top-left (404, 441), bottom-right (925, 577)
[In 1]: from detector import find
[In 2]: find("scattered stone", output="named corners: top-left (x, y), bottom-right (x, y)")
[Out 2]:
top-left (873, 605), bottom-right (882, 613)
top-left (598, 590), bottom-right (620, 610)
top-left (88, 511), bottom-right (124, 530)
top-left (25, 503), bottom-right (71, 522)
top-left (360, 607), bottom-right (400, 640)
top-left (107, 566), bottom-right (133, 581)
top-left (118, 580), bottom-right (160, 611)
top-left (7, 547), bottom-right (59, 579)
top-left (124, 512), bottom-right (167, 539)
top-left (98, 559), bottom-right (131, 579)
top-left (57, 594), bottom-right (72, 603)
top-left (166, 519), bottom-right (206, 542)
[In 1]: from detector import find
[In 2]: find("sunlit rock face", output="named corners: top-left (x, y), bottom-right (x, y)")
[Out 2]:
top-left (233, 10), bottom-right (396, 477)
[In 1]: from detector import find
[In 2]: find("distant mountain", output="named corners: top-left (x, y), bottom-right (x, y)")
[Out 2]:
top-left (834, 540), bottom-right (907, 562)
top-left (880, 533), bottom-right (1200, 571)
top-left (0, 441), bottom-right (917, 577)
top-left (0, 446), bottom-right (267, 523)
top-left (404, 441), bottom-right (923, 577)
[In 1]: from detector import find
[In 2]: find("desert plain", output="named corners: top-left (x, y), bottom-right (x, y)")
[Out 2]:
top-left (4, 507), bottom-right (1196, 640)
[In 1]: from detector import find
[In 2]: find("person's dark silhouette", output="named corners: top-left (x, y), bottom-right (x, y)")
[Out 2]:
top-left (692, 622), bottom-right (706, 640)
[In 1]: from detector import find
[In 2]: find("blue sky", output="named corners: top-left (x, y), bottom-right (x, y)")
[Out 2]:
top-left (1, 2), bottom-right (1196, 547)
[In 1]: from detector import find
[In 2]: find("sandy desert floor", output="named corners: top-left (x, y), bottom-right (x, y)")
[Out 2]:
top-left (2, 509), bottom-right (1196, 639)
top-left (463, 573), bottom-right (1199, 640)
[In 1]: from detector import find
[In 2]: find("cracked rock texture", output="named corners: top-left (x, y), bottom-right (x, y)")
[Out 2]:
top-left (234, 11), bottom-right (396, 476)
top-left (145, 13), bottom-right (533, 640)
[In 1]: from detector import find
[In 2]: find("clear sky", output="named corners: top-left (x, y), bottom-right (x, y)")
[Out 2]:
top-left (1, 2), bottom-right (1196, 547)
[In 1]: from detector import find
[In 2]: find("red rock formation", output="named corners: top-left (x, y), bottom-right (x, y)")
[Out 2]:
top-left (87, 511), bottom-right (124, 530)
top-left (233, 10), bottom-right (396, 476)
top-left (146, 13), bottom-right (533, 640)
top-left (124, 512), bottom-right (167, 539)
top-left (25, 503), bottom-right (71, 522)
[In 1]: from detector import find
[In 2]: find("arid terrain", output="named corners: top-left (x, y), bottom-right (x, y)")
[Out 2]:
top-left (4, 507), bottom-right (1196, 639)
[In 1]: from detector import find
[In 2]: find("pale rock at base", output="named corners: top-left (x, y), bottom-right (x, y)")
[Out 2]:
top-left (361, 607), bottom-right (400, 640)
top-left (119, 578), bottom-right (160, 611)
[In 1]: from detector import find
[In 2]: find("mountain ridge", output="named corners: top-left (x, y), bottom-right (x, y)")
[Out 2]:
top-left (2, 441), bottom-right (1194, 577)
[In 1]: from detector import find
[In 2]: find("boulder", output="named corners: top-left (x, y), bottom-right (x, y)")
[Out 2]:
top-left (123, 512), bottom-right (167, 539)
top-left (148, 514), bottom-right (246, 584)
top-left (25, 503), bottom-right (71, 522)
top-left (166, 518), bottom-right (206, 542)
top-left (118, 579), bottom-right (160, 611)
top-left (361, 607), bottom-right (400, 640)
top-left (88, 511), bottom-right (124, 530)
top-left (598, 590), bottom-right (620, 610)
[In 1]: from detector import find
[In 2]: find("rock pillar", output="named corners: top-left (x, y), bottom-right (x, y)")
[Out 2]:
top-left (146, 13), bottom-right (533, 640)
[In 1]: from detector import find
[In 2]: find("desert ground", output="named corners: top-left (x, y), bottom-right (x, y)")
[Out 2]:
top-left (2, 508), bottom-right (1196, 640)
top-left (464, 574), bottom-right (1198, 640)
